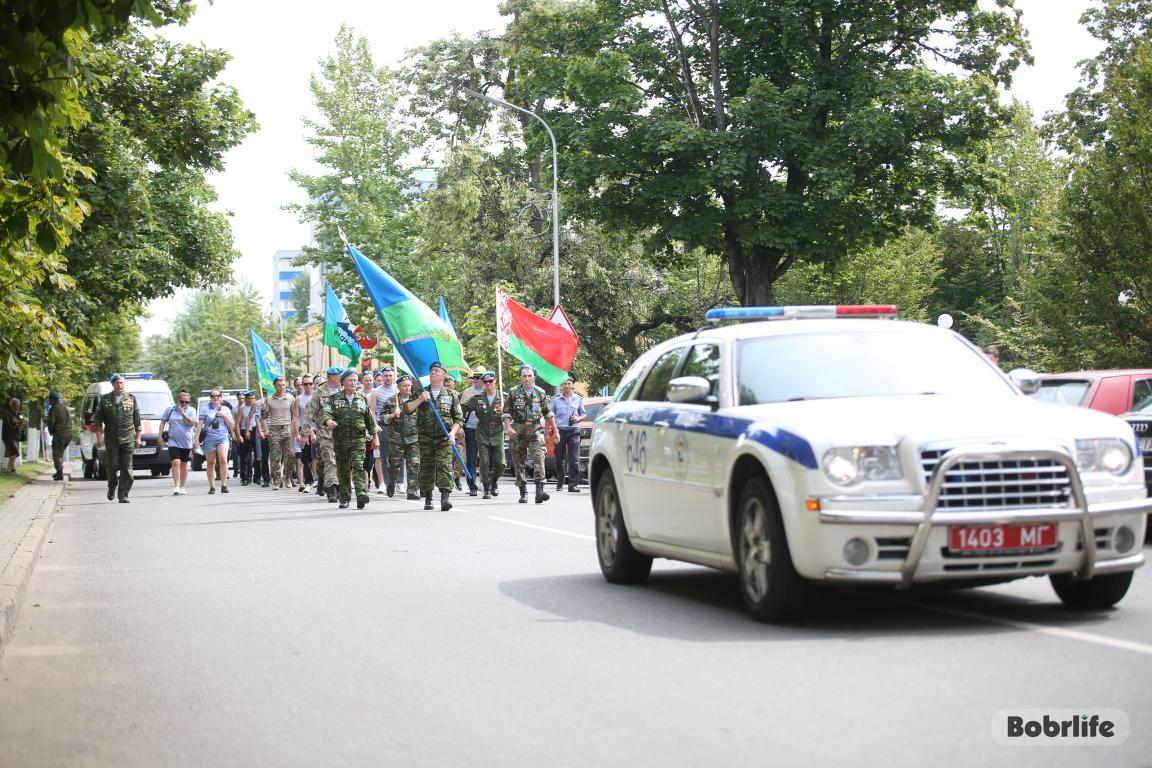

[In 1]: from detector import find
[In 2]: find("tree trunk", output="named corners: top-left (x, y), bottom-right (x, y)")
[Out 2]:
top-left (725, 226), bottom-right (787, 306)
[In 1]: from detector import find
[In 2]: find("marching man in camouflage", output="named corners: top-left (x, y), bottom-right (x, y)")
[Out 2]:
top-left (263, 376), bottom-right (297, 490)
top-left (381, 374), bottom-right (420, 500)
top-left (305, 366), bottom-right (343, 503)
top-left (405, 362), bottom-right (464, 511)
top-left (94, 373), bottom-right (141, 503)
top-left (461, 370), bottom-right (505, 499)
top-left (322, 369), bottom-right (377, 509)
top-left (504, 364), bottom-right (555, 504)
top-left (46, 390), bottom-right (72, 481)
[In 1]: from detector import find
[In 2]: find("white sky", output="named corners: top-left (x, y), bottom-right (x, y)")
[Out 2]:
top-left (138, 0), bottom-right (1101, 337)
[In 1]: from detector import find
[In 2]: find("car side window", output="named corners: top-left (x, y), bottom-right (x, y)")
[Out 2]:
top-left (680, 344), bottom-right (721, 397)
top-left (636, 348), bottom-right (685, 402)
top-left (1132, 379), bottom-right (1152, 410)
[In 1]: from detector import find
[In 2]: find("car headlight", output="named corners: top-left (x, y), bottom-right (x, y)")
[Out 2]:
top-left (821, 447), bottom-right (902, 486)
top-left (1075, 438), bottom-right (1133, 475)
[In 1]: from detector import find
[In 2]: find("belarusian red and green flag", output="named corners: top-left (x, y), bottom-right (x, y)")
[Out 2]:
top-left (497, 289), bottom-right (578, 385)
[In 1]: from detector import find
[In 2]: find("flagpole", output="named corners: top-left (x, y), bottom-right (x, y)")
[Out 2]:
top-left (495, 288), bottom-right (504, 394)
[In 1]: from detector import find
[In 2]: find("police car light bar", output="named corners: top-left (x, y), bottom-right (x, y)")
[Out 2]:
top-left (705, 305), bottom-right (899, 322)
top-left (123, 372), bottom-right (154, 379)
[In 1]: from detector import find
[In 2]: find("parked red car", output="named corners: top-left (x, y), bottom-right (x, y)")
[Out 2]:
top-left (1030, 370), bottom-right (1152, 416)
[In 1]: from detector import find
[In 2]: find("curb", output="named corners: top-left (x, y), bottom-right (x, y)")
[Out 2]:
top-left (0, 467), bottom-right (68, 659)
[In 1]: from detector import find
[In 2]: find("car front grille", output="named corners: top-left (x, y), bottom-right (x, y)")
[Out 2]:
top-left (919, 449), bottom-right (1072, 510)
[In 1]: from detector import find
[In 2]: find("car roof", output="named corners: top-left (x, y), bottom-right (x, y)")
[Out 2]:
top-left (639, 318), bottom-right (946, 361)
top-left (1038, 370), bottom-right (1152, 380)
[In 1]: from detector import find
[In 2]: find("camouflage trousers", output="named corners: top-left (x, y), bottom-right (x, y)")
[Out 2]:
top-left (334, 440), bottom-right (367, 503)
top-left (418, 436), bottom-right (454, 492)
top-left (52, 437), bottom-right (70, 475)
top-left (510, 426), bottom-right (546, 488)
top-left (268, 425), bottom-right (294, 487)
top-left (388, 436), bottom-right (418, 489)
top-left (315, 432), bottom-right (336, 489)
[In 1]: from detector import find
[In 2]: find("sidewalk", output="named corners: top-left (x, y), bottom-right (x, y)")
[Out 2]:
top-left (0, 464), bottom-right (67, 658)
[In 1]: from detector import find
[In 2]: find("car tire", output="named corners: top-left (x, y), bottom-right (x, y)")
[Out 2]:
top-left (735, 477), bottom-right (804, 622)
top-left (1050, 570), bottom-right (1133, 609)
top-left (594, 467), bottom-right (652, 583)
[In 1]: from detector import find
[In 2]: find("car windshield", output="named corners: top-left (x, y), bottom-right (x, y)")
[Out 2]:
top-left (737, 330), bottom-right (1012, 405)
top-left (128, 391), bottom-right (173, 419)
top-left (1030, 380), bottom-right (1091, 407)
top-left (584, 402), bottom-right (607, 422)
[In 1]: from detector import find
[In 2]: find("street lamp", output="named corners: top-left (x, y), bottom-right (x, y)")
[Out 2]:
top-left (220, 334), bottom-right (250, 391)
top-left (461, 86), bottom-right (560, 309)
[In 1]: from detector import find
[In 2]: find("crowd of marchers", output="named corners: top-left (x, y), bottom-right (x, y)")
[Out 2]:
top-left (136, 362), bottom-right (586, 511)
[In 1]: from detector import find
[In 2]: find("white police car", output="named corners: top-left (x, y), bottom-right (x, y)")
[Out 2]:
top-left (588, 306), bottom-right (1150, 622)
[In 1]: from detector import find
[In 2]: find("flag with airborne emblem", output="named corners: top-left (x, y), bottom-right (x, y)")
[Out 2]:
top-left (323, 284), bottom-right (362, 367)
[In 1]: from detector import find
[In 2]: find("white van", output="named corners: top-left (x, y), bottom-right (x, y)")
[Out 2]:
top-left (79, 373), bottom-right (175, 479)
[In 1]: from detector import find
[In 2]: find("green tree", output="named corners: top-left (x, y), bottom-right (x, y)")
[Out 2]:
top-left (291, 273), bottom-right (313, 322)
top-left (141, 286), bottom-right (282, 398)
top-left (496, 0), bottom-right (1029, 306)
top-left (289, 25), bottom-right (415, 321)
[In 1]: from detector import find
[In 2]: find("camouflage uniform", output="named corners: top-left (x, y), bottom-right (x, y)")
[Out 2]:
top-left (322, 390), bottom-right (375, 508)
top-left (46, 398), bottom-right (73, 480)
top-left (504, 384), bottom-right (552, 503)
top-left (462, 391), bottom-right (505, 498)
top-left (305, 384), bottom-right (341, 500)
top-left (94, 391), bottom-right (140, 502)
top-left (264, 393), bottom-right (296, 488)
top-left (381, 392), bottom-right (420, 500)
top-left (412, 383), bottom-right (464, 509)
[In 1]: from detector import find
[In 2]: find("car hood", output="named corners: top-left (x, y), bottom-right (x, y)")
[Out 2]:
top-left (734, 394), bottom-right (1136, 449)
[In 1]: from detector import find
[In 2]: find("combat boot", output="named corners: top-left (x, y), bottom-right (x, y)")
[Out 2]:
top-left (423, 490), bottom-right (434, 510)
top-left (519, 485), bottom-right (528, 504)
top-left (535, 481), bottom-right (550, 504)
top-left (356, 493), bottom-right (369, 509)
top-left (440, 490), bottom-right (452, 511)
top-left (327, 485), bottom-right (338, 503)
top-left (490, 481), bottom-right (499, 497)
top-left (482, 485), bottom-right (490, 500)
top-left (407, 490), bottom-right (420, 501)
top-left (386, 482), bottom-right (395, 498)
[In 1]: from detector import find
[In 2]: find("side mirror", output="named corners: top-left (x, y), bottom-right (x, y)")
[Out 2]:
top-left (1009, 368), bottom-right (1042, 395)
top-left (668, 376), bottom-right (714, 405)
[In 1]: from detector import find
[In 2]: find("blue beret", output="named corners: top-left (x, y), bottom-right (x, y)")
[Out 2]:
top-left (340, 369), bottom-right (358, 382)
top-left (428, 361), bottom-right (445, 372)
top-left (110, 373), bottom-right (125, 383)
top-left (483, 371), bottom-right (496, 378)
top-left (518, 364), bottom-right (536, 375)
top-left (326, 366), bottom-right (343, 375)
top-left (49, 391), bottom-right (60, 402)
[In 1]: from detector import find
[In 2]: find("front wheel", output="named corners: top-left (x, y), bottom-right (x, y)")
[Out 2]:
top-left (735, 477), bottom-right (804, 622)
top-left (594, 467), bottom-right (652, 583)
top-left (1050, 571), bottom-right (1133, 609)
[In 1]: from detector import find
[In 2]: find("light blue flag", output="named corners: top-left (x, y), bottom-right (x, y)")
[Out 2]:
top-left (323, 284), bottom-right (362, 366)
top-left (346, 243), bottom-right (469, 382)
top-left (250, 329), bottom-right (283, 395)
top-left (437, 295), bottom-right (456, 334)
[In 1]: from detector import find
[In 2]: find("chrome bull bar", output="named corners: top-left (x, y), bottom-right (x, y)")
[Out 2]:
top-left (899, 445), bottom-right (1091, 587)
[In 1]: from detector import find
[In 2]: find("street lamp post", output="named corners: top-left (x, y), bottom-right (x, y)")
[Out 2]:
top-left (461, 86), bottom-right (560, 309)
top-left (220, 334), bottom-right (250, 391)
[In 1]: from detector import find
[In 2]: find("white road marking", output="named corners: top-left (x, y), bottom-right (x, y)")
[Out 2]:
top-left (488, 516), bottom-right (595, 541)
top-left (4, 645), bottom-right (96, 657)
top-left (883, 597), bottom-right (1152, 657)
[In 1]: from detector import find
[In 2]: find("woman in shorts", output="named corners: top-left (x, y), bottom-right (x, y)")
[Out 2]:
top-left (195, 390), bottom-right (235, 494)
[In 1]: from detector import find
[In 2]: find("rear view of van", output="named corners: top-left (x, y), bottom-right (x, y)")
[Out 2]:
top-left (79, 373), bottom-right (175, 479)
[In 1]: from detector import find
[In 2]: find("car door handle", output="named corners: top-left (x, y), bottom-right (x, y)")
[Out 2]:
top-left (653, 420), bottom-right (670, 430)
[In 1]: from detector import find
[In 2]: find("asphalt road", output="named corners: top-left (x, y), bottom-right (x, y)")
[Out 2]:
top-left (1, 468), bottom-right (1150, 767)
